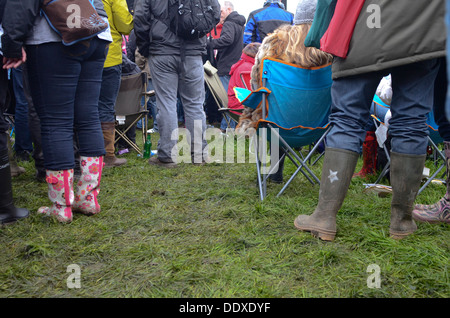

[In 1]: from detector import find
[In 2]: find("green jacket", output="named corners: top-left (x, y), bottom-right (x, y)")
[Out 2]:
top-left (331, 0), bottom-right (446, 79)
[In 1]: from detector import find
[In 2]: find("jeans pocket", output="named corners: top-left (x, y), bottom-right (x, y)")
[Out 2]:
top-left (62, 39), bottom-right (92, 57)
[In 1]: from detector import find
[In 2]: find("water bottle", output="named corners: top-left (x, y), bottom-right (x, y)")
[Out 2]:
top-left (143, 134), bottom-right (152, 159)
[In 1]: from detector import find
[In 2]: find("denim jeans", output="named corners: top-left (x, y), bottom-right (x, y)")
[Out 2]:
top-left (98, 64), bottom-right (122, 123)
top-left (327, 59), bottom-right (440, 155)
top-left (26, 38), bottom-right (108, 170)
top-left (11, 66), bottom-right (33, 153)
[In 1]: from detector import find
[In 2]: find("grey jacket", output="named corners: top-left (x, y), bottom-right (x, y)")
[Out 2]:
top-left (133, 0), bottom-right (220, 57)
top-left (331, 0), bottom-right (446, 79)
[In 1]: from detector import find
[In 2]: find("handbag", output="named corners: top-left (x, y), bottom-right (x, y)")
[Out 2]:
top-left (304, 0), bottom-right (337, 49)
top-left (41, 0), bottom-right (109, 46)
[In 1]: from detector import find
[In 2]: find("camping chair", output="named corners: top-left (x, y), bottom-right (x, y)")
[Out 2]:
top-left (204, 60), bottom-right (242, 127)
top-left (235, 57), bottom-right (333, 200)
top-left (367, 96), bottom-right (445, 196)
top-left (114, 71), bottom-right (154, 155)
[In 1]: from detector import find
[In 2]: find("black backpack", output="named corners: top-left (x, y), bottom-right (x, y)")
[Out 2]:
top-left (168, 0), bottom-right (220, 40)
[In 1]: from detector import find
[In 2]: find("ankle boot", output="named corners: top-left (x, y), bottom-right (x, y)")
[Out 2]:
top-left (7, 136), bottom-right (25, 177)
top-left (73, 156), bottom-right (103, 215)
top-left (38, 169), bottom-right (74, 223)
top-left (353, 131), bottom-right (377, 178)
top-left (412, 142), bottom-right (450, 224)
top-left (389, 151), bottom-right (426, 239)
top-left (0, 148), bottom-right (29, 225)
top-left (101, 122), bottom-right (127, 168)
top-left (294, 147), bottom-right (359, 241)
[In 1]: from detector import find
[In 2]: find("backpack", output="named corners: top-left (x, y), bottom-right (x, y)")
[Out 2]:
top-left (167, 0), bottom-right (220, 40)
top-left (41, 0), bottom-right (109, 46)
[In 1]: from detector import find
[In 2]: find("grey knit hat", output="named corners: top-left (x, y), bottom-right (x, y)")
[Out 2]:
top-left (294, 0), bottom-right (317, 24)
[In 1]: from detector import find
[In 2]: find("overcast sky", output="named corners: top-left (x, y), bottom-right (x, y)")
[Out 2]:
top-left (231, 0), bottom-right (296, 21)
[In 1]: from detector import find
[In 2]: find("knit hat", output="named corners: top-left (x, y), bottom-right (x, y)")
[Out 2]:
top-left (294, 0), bottom-right (317, 24)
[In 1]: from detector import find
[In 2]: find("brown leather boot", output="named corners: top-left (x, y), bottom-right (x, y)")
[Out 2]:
top-left (294, 148), bottom-right (359, 241)
top-left (101, 122), bottom-right (127, 167)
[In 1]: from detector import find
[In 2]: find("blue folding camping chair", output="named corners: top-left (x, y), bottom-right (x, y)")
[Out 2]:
top-left (368, 95), bottom-right (445, 195)
top-left (235, 57), bottom-right (333, 200)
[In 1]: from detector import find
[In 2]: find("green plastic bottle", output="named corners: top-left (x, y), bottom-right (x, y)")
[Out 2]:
top-left (143, 134), bottom-right (152, 159)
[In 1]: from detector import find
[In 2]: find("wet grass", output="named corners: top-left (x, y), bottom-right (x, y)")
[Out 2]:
top-left (1, 132), bottom-right (449, 298)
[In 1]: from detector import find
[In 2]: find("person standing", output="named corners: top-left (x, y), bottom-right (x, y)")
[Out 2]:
top-left (293, 0), bottom-right (445, 241)
top-left (243, 0), bottom-right (293, 46)
top-left (134, 0), bottom-right (220, 166)
top-left (208, 1), bottom-right (246, 131)
top-left (0, 0), bottom-right (29, 225)
top-left (99, 0), bottom-right (134, 168)
top-left (2, 0), bottom-right (112, 223)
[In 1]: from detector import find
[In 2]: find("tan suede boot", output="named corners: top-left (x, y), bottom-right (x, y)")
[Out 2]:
top-left (389, 151), bottom-right (426, 239)
top-left (294, 148), bottom-right (359, 241)
top-left (101, 122), bottom-right (127, 167)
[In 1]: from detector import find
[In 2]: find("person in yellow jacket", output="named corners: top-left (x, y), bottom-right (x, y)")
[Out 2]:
top-left (99, 0), bottom-right (134, 167)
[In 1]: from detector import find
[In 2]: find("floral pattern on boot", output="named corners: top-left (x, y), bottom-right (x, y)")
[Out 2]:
top-left (413, 197), bottom-right (450, 224)
top-left (38, 169), bottom-right (74, 223)
top-left (73, 156), bottom-right (103, 215)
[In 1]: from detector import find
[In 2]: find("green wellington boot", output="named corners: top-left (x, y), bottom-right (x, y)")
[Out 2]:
top-left (294, 147), bottom-right (359, 241)
top-left (389, 151), bottom-right (426, 239)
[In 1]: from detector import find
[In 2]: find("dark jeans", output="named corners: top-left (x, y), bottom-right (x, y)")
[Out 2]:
top-left (11, 66), bottom-right (33, 153)
top-left (98, 64), bottom-right (122, 123)
top-left (26, 38), bottom-right (108, 170)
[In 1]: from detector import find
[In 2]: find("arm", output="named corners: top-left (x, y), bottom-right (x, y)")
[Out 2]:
top-left (111, 0), bottom-right (134, 35)
top-left (1, 0), bottom-right (40, 60)
top-left (133, 0), bottom-right (151, 57)
top-left (243, 14), bottom-right (257, 45)
top-left (209, 21), bottom-right (235, 50)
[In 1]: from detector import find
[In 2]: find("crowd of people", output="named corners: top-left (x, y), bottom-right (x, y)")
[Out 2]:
top-left (0, 0), bottom-right (448, 243)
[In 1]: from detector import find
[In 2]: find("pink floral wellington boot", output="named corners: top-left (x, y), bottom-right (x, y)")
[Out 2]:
top-left (38, 169), bottom-right (74, 223)
top-left (73, 156), bottom-right (103, 215)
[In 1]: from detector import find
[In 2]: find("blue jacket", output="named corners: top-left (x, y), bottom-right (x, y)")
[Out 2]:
top-left (243, 2), bottom-right (293, 45)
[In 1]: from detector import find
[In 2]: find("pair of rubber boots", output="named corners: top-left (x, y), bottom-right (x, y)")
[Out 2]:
top-left (294, 147), bottom-right (427, 241)
top-left (38, 156), bottom-right (103, 223)
top-left (0, 148), bottom-right (29, 226)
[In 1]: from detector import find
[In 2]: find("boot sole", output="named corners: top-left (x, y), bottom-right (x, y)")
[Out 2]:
top-left (294, 218), bottom-right (336, 241)
top-left (389, 230), bottom-right (416, 240)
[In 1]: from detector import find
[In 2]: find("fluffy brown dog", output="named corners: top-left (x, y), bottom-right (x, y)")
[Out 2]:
top-left (235, 24), bottom-right (333, 135)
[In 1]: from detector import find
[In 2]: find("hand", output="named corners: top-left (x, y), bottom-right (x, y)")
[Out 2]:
top-left (2, 47), bottom-right (27, 69)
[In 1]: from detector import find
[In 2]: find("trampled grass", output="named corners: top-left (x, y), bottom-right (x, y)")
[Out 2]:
top-left (1, 131), bottom-right (449, 298)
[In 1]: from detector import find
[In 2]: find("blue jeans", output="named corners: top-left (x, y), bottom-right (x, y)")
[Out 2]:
top-left (11, 66), bottom-right (33, 153)
top-left (327, 59), bottom-right (440, 155)
top-left (98, 64), bottom-right (122, 123)
top-left (26, 38), bottom-right (108, 170)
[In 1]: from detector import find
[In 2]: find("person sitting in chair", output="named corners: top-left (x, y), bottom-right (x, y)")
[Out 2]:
top-left (235, 0), bottom-right (333, 183)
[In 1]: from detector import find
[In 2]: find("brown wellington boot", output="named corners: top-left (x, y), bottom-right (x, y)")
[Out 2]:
top-left (294, 147), bottom-right (359, 241)
top-left (101, 122), bottom-right (127, 168)
top-left (389, 151), bottom-right (426, 239)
